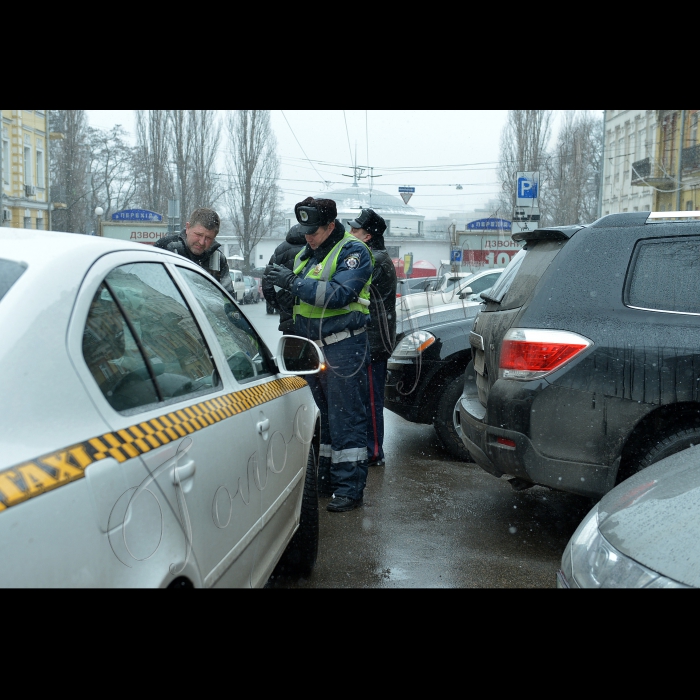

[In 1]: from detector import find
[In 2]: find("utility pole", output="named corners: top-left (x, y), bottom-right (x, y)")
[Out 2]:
top-left (168, 162), bottom-right (180, 233)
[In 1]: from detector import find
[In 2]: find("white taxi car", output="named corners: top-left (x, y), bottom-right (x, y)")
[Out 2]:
top-left (0, 229), bottom-right (323, 587)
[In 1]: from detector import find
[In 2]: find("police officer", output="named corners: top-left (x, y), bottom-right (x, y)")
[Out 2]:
top-left (347, 208), bottom-right (397, 468)
top-left (261, 223), bottom-right (307, 334)
top-left (265, 197), bottom-right (374, 512)
top-left (155, 207), bottom-right (234, 296)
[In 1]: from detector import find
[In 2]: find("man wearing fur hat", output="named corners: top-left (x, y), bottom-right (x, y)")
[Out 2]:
top-left (348, 208), bottom-right (397, 468)
top-left (264, 197), bottom-right (374, 513)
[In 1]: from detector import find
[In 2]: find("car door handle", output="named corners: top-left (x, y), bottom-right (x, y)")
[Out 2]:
top-left (257, 418), bottom-right (270, 434)
top-left (172, 459), bottom-right (196, 484)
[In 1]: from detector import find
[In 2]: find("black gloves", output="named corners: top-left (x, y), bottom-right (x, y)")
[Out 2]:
top-left (266, 263), bottom-right (297, 291)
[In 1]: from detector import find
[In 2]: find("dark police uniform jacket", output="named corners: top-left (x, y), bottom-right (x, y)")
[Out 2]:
top-left (261, 226), bottom-right (307, 332)
top-left (365, 243), bottom-right (397, 361)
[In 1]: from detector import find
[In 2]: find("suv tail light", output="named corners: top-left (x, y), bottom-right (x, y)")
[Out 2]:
top-left (499, 328), bottom-right (592, 380)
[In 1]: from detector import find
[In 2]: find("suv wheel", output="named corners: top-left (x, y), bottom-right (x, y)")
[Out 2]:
top-left (433, 375), bottom-right (473, 462)
top-left (271, 444), bottom-right (319, 577)
top-left (632, 426), bottom-right (700, 476)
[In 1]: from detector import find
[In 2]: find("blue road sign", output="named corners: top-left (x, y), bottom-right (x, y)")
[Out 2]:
top-left (112, 208), bottom-right (163, 222)
top-left (398, 186), bottom-right (415, 193)
top-left (517, 177), bottom-right (538, 199)
top-left (450, 248), bottom-right (462, 263)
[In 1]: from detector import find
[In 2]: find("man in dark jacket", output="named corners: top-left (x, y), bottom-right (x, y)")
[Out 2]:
top-left (265, 197), bottom-right (374, 512)
top-left (348, 208), bottom-right (397, 468)
top-left (155, 207), bottom-right (234, 296)
top-left (261, 224), bottom-right (307, 334)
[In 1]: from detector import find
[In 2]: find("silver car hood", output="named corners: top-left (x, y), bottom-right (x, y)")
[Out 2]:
top-left (598, 445), bottom-right (700, 587)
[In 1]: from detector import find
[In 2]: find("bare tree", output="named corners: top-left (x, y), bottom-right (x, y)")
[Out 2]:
top-left (224, 110), bottom-right (282, 273)
top-left (169, 110), bottom-right (222, 224)
top-left (547, 110), bottom-right (604, 225)
top-left (49, 109), bottom-right (91, 233)
top-left (497, 110), bottom-right (554, 223)
top-left (190, 110), bottom-right (221, 213)
top-left (168, 110), bottom-right (192, 226)
top-left (133, 110), bottom-right (172, 216)
top-left (87, 124), bottom-right (138, 220)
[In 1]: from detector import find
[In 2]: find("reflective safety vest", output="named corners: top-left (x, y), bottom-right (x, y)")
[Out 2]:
top-left (293, 234), bottom-right (373, 320)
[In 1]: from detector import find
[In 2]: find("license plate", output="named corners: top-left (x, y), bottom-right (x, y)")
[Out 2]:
top-left (474, 350), bottom-right (485, 376)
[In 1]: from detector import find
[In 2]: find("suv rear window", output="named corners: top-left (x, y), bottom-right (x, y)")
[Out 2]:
top-left (485, 240), bottom-right (566, 310)
top-left (626, 237), bottom-right (700, 314)
top-left (0, 260), bottom-right (27, 302)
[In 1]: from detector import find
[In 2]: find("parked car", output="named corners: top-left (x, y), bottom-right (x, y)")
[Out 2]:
top-left (399, 268), bottom-right (504, 315)
top-left (432, 272), bottom-right (474, 293)
top-left (396, 276), bottom-right (440, 299)
top-left (460, 210), bottom-right (700, 500)
top-left (229, 269), bottom-right (245, 303)
top-left (385, 298), bottom-right (485, 460)
top-left (558, 444), bottom-right (700, 588)
top-left (0, 229), bottom-right (324, 587)
top-left (242, 275), bottom-right (260, 304)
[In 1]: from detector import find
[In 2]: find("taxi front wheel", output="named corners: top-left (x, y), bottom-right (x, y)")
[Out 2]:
top-left (271, 445), bottom-right (319, 578)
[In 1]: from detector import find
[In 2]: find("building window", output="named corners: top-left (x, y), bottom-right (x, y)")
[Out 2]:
top-left (36, 217), bottom-right (44, 230)
top-left (687, 201), bottom-right (694, 211)
top-left (418, 221), bottom-right (424, 236)
top-left (24, 216), bottom-right (32, 229)
top-left (690, 113), bottom-right (698, 147)
top-left (36, 140), bottom-right (44, 189)
top-left (23, 136), bottom-right (32, 186)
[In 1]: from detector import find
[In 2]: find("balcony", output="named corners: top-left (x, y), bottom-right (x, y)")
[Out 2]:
top-left (682, 144), bottom-right (700, 173)
top-left (630, 157), bottom-right (676, 189)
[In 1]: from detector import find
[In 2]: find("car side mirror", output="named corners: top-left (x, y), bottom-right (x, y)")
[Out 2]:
top-left (458, 286), bottom-right (473, 299)
top-left (276, 335), bottom-right (325, 375)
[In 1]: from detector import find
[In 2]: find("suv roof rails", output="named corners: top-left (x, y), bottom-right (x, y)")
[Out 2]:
top-left (647, 211), bottom-right (700, 222)
top-left (589, 211), bottom-right (652, 228)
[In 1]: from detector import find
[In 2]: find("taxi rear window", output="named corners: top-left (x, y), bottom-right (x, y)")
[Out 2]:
top-left (0, 259), bottom-right (27, 302)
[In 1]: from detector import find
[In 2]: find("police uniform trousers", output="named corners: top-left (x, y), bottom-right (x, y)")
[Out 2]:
top-left (366, 359), bottom-right (388, 463)
top-left (305, 332), bottom-right (370, 500)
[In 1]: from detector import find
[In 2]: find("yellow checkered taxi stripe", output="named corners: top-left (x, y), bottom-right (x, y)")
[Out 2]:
top-left (0, 375), bottom-right (308, 513)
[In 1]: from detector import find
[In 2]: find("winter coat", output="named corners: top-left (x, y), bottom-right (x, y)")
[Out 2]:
top-left (365, 238), bottom-right (397, 361)
top-left (262, 225), bottom-right (307, 333)
top-left (155, 230), bottom-right (234, 295)
top-left (288, 221), bottom-right (374, 341)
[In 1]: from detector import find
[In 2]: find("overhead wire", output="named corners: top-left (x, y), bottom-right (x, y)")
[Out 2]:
top-left (343, 111), bottom-right (354, 169)
top-left (279, 110), bottom-right (329, 187)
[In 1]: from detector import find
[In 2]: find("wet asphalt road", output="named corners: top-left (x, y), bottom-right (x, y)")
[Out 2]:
top-left (243, 297), bottom-right (594, 588)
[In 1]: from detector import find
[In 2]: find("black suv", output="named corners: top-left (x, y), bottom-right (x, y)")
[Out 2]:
top-left (385, 299), bottom-right (484, 460)
top-left (460, 211), bottom-right (700, 499)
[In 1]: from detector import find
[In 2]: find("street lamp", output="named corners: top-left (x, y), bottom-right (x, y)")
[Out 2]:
top-left (94, 206), bottom-right (104, 237)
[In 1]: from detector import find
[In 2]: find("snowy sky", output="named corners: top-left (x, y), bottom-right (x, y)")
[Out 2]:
top-left (85, 110), bottom-right (574, 220)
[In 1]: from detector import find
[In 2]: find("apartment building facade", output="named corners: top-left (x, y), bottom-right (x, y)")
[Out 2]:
top-left (633, 109), bottom-right (700, 212)
top-left (1, 110), bottom-right (52, 229)
top-left (601, 110), bottom-right (657, 216)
